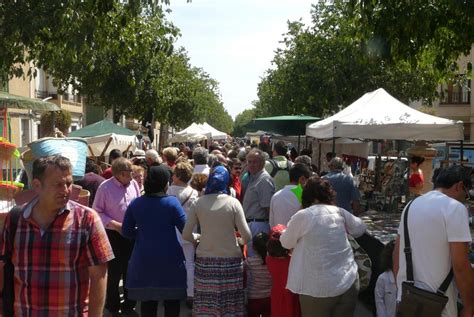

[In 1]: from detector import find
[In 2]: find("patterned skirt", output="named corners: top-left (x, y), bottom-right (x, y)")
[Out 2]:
top-left (194, 257), bottom-right (245, 317)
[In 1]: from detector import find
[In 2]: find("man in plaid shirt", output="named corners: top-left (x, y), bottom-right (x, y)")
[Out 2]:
top-left (0, 155), bottom-right (114, 316)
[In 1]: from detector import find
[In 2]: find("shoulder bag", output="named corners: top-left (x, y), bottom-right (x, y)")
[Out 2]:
top-left (397, 199), bottom-right (452, 317)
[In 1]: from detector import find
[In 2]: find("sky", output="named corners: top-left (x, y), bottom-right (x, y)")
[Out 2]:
top-left (166, 0), bottom-right (314, 119)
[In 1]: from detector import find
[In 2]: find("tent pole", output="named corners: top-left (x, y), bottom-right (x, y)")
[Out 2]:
top-left (298, 135), bottom-right (301, 153)
top-left (332, 137), bottom-right (336, 155)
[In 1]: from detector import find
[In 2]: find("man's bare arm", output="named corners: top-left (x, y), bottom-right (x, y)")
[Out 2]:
top-left (450, 242), bottom-right (474, 317)
top-left (88, 263), bottom-right (108, 317)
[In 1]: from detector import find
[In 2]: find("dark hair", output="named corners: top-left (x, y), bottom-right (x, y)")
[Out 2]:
top-left (108, 149), bottom-right (122, 164)
top-left (300, 149), bottom-right (312, 157)
top-left (434, 165), bottom-right (472, 190)
top-left (267, 239), bottom-right (290, 258)
top-left (302, 176), bottom-right (336, 208)
top-left (133, 158), bottom-right (148, 171)
top-left (289, 163), bottom-right (312, 183)
top-left (85, 157), bottom-right (100, 174)
top-left (410, 156), bottom-right (425, 166)
top-left (227, 158), bottom-right (241, 169)
top-left (380, 240), bottom-right (395, 272)
top-left (33, 155), bottom-right (72, 182)
top-left (274, 141), bottom-right (288, 156)
top-left (290, 147), bottom-right (298, 161)
top-left (326, 152), bottom-right (335, 160)
top-left (252, 232), bottom-right (269, 264)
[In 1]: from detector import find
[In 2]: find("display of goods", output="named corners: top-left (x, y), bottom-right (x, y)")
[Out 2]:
top-left (27, 137), bottom-right (87, 180)
top-left (0, 139), bottom-right (17, 160)
top-left (0, 181), bottom-right (24, 201)
top-left (360, 211), bottom-right (401, 245)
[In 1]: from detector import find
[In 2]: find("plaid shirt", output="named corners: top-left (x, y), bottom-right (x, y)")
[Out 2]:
top-left (0, 199), bottom-right (114, 317)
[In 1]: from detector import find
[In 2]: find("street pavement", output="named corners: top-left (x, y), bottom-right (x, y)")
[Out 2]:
top-left (104, 299), bottom-right (375, 316)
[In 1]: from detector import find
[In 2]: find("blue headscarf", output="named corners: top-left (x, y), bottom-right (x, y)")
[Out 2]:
top-left (204, 165), bottom-right (230, 195)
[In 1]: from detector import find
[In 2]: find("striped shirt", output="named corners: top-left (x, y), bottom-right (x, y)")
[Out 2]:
top-left (245, 256), bottom-right (272, 299)
top-left (0, 199), bottom-right (114, 316)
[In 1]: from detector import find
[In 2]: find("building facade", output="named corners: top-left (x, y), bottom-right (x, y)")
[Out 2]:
top-left (1, 66), bottom-right (83, 147)
top-left (431, 47), bottom-right (473, 141)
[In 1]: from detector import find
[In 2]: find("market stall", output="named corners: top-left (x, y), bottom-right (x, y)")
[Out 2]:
top-left (306, 88), bottom-right (466, 312)
top-left (169, 122), bottom-right (228, 143)
top-left (307, 88), bottom-right (463, 212)
top-left (68, 119), bottom-right (138, 161)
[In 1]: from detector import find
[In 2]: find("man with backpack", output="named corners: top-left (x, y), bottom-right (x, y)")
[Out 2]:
top-left (265, 141), bottom-right (293, 191)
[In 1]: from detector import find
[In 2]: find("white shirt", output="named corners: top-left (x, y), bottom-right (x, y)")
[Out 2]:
top-left (193, 164), bottom-right (210, 176)
top-left (396, 190), bottom-right (472, 317)
top-left (375, 271), bottom-right (397, 317)
top-left (167, 185), bottom-right (199, 214)
top-left (269, 185), bottom-right (301, 227)
top-left (280, 204), bottom-right (367, 297)
top-left (167, 185), bottom-right (199, 245)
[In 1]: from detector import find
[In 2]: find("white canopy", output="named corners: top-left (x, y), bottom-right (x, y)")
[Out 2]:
top-left (173, 122), bottom-right (227, 142)
top-left (306, 88), bottom-right (464, 141)
top-left (84, 133), bottom-right (138, 156)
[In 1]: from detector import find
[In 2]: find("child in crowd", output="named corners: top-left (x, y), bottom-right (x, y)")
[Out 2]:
top-left (245, 233), bottom-right (272, 317)
top-left (266, 225), bottom-right (301, 317)
top-left (374, 241), bottom-right (397, 317)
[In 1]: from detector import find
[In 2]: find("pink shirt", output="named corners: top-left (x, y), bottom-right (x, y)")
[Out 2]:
top-left (92, 177), bottom-right (141, 225)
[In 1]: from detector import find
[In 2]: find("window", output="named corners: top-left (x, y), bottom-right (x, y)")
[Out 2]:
top-left (440, 78), bottom-right (471, 104)
top-left (21, 119), bottom-right (30, 146)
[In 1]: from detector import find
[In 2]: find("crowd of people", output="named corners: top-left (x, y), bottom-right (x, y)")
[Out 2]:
top-left (0, 139), bottom-right (473, 317)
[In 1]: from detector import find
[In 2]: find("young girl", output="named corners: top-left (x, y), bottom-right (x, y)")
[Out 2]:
top-left (375, 241), bottom-right (397, 317)
top-left (266, 225), bottom-right (301, 317)
top-left (245, 233), bottom-right (272, 317)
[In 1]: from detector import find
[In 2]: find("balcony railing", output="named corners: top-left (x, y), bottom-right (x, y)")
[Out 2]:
top-left (62, 93), bottom-right (82, 104)
top-left (440, 91), bottom-right (470, 104)
top-left (35, 90), bottom-right (58, 100)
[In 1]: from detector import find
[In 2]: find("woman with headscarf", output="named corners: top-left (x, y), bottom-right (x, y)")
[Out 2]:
top-left (122, 165), bottom-right (187, 317)
top-left (183, 165), bottom-right (252, 317)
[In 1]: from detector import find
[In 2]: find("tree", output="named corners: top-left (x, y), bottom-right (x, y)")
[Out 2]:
top-left (40, 110), bottom-right (72, 137)
top-left (348, 0), bottom-right (474, 75)
top-left (233, 108), bottom-right (256, 137)
top-left (255, 3), bottom-right (441, 118)
top-left (0, 1), bottom-right (232, 133)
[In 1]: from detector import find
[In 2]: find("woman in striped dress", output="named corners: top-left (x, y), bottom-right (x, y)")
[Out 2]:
top-left (183, 165), bottom-right (252, 316)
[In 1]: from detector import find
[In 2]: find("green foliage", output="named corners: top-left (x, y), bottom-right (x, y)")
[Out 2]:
top-left (40, 110), bottom-right (72, 137)
top-left (0, 1), bottom-right (230, 133)
top-left (233, 108), bottom-right (256, 137)
top-left (349, 0), bottom-right (474, 75)
top-left (255, 3), bottom-right (444, 118)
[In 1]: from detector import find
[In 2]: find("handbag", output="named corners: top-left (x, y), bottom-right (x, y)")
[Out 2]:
top-left (347, 234), bottom-right (372, 290)
top-left (397, 199), bottom-right (452, 317)
top-left (1, 206), bottom-right (22, 317)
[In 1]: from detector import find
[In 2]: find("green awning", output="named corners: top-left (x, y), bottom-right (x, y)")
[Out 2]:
top-left (68, 119), bottom-right (136, 137)
top-left (249, 115), bottom-right (320, 136)
top-left (0, 92), bottom-right (60, 111)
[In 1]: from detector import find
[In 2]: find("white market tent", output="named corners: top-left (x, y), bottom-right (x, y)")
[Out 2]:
top-left (84, 133), bottom-right (138, 157)
top-left (172, 122), bottom-right (227, 142)
top-left (306, 88), bottom-right (464, 141)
